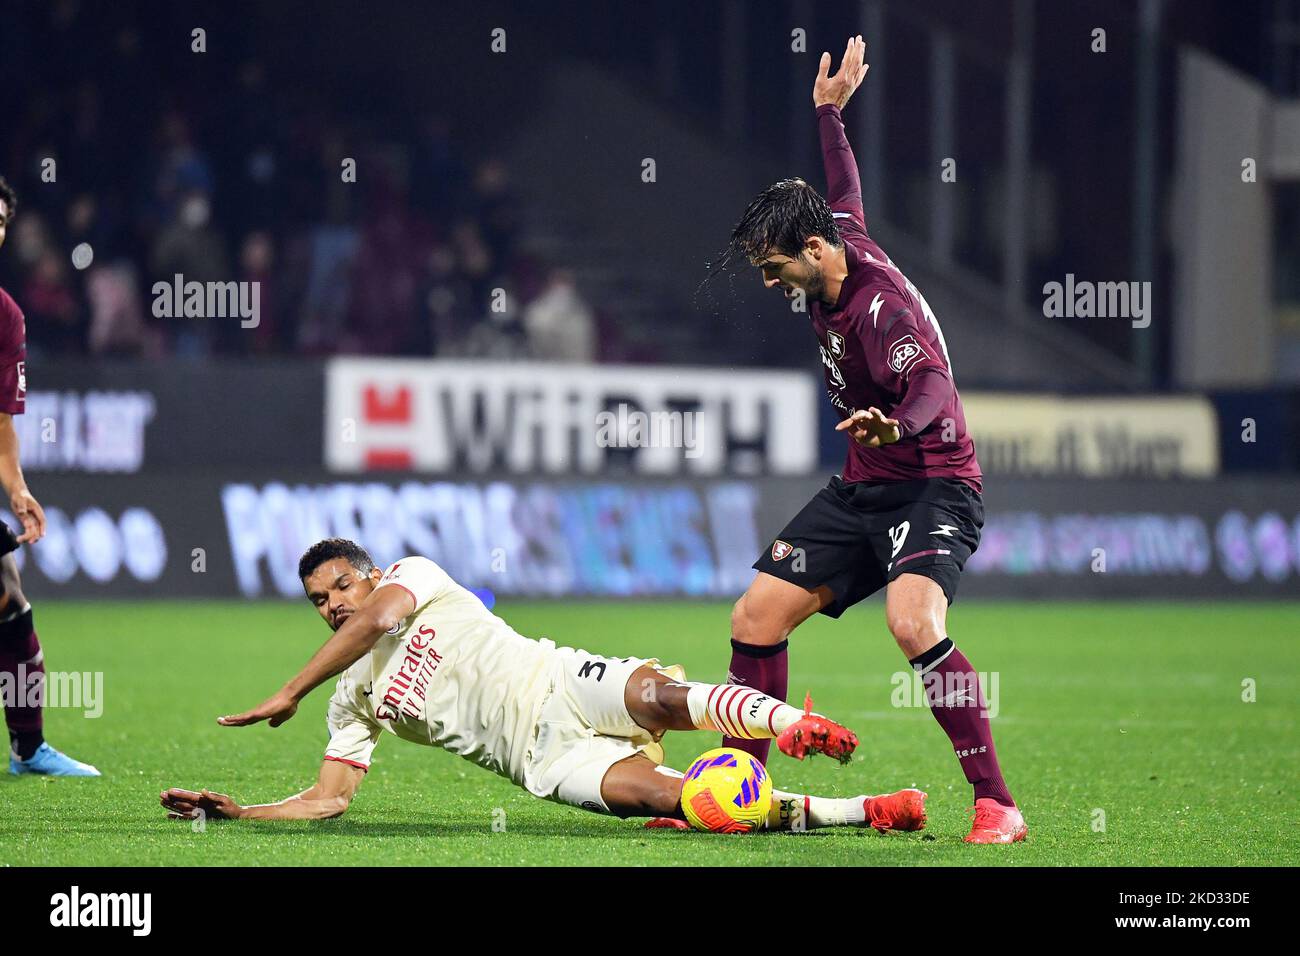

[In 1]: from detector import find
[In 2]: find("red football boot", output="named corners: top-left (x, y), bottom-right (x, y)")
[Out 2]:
top-left (776, 694), bottom-right (859, 764)
top-left (643, 817), bottom-right (691, 830)
top-left (863, 788), bottom-right (928, 832)
top-left (964, 798), bottom-right (1027, 844)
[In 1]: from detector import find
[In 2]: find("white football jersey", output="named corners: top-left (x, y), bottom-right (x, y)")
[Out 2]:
top-left (324, 556), bottom-right (559, 786)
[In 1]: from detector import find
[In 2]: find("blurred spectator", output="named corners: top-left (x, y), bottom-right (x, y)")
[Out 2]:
top-left (296, 225), bottom-right (359, 353)
top-left (23, 249), bottom-right (83, 355)
top-left (238, 231), bottom-right (284, 354)
top-left (344, 181), bottom-right (434, 354)
top-left (420, 244), bottom-right (475, 355)
top-left (149, 191), bottom-right (230, 355)
top-left (86, 262), bottom-right (150, 356)
top-left (460, 298), bottom-right (531, 360)
top-left (450, 219), bottom-right (495, 304)
top-left (149, 112), bottom-right (215, 227)
top-left (471, 158), bottom-right (519, 267)
top-left (523, 269), bottom-right (597, 362)
top-left (9, 214), bottom-right (50, 271)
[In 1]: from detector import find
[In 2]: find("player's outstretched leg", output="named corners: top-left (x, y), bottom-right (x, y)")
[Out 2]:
top-left (630, 669), bottom-right (857, 764)
top-left (622, 760), bottom-right (927, 834)
top-left (0, 554), bottom-right (100, 777)
top-left (722, 574), bottom-right (831, 765)
top-left (766, 787), bottom-right (928, 833)
top-left (773, 692), bottom-right (860, 763)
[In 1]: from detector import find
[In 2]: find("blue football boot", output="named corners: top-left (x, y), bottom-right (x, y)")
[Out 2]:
top-left (9, 742), bottom-right (101, 776)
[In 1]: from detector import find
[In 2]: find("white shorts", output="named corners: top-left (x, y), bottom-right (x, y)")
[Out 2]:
top-left (522, 647), bottom-right (683, 815)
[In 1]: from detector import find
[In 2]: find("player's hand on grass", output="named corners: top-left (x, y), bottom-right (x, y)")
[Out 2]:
top-left (836, 406), bottom-right (901, 447)
top-left (217, 689), bottom-right (299, 728)
top-left (11, 487), bottom-right (46, 543)
top-left (813, 34), bottom-right (868, 109)
top-left (160, 787), bottom-right (243, 820)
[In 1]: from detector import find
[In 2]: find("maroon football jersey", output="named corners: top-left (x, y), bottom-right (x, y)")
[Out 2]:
top-left (0, 287), bottom-right (27, 416)
top-left (810, 104), bottom-right (980, 491)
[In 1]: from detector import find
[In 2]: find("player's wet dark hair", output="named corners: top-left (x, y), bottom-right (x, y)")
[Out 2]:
top-left (0, 175), bottom-right (16, 219)
top-left (298, 538), bottom-right (376, 581)
top-left (728, 177), bottom-right (839, 262)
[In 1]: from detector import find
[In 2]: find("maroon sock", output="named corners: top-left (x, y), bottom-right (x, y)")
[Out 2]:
top-left (0, 608), bottom-right (45, 760)
top-left (911, 638), bottom-right (1015, 808)
top-left (722, 638), bottom-right (788, 766)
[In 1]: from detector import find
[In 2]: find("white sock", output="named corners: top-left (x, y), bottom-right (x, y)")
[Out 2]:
top-left (662, 758), bottom-right (866, 831)
top-left (684, 683), bottom-right (803, 739)
top-left (766, 789), bottom-right (868, 830)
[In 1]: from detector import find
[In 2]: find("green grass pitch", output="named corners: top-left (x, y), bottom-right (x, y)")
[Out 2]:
top-left (1, 599), bottom-right (1296, 866)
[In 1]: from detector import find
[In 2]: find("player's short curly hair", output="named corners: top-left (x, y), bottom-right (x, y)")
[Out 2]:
top-left (0, 175), bottom-right (17, 219)
top-left (298, 538), bottom-right (376, 581)
top-left (729, 177), bottom-right (840, 262)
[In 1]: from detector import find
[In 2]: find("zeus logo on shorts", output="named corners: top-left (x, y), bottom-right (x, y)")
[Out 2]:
top-left (887, 335), bottom-right (930, 375)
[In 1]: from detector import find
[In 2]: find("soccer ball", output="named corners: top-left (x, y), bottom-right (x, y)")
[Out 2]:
top-left (680, 747), bottom-right (772, 833)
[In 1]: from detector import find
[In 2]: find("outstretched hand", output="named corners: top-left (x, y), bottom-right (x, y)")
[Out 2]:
top-left (836, 407), bottom-right (901, 448)
top-left (217, 689), bottom-right (298, 728)
top-left (160, 787), bottom-right (243, 820)
top-left (813, 35), bottom-right (869, 109)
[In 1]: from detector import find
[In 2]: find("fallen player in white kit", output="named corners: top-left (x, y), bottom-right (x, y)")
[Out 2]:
top-left (161, 538), bottom-right (927, 833)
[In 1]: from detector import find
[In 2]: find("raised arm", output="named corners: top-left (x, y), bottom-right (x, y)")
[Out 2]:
top-left (217, 583), bottom-right (415, 728)
top-left (813, 35), bottom-right (870, 229)
top-left (161, 758), bottom-right (365, 822)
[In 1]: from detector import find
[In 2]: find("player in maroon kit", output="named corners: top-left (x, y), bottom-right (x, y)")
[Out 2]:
top-left (721, 38), bottom-right (1024, 842)
top-left (0, 175), bottom-right (99, 776)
